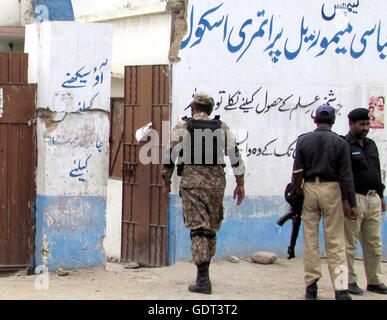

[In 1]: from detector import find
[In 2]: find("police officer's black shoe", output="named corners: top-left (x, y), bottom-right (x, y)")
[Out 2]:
top-left (348, 282), bottom-right (364, 295)
top-left (188, 280), bottom-right (212, 294)
top-left (305, 281), bottom-right (318, 300)
top-left (188, 263), bottom-right (212, 294)
top-left (367, 283), bottom-right (387, 294)
top-left (335, 290), bottom-right (352, 300)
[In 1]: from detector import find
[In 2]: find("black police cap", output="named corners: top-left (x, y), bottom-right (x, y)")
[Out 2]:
top-left (348, 108), bottom-right (370, 121)
top-left (315, 104), bottom-right (335, 118)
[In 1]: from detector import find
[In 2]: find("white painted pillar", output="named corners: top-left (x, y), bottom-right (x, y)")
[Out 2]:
top-left (25, 21), bottom-right (112, 270)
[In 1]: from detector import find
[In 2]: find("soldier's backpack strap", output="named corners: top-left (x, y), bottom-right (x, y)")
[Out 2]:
top-left (185, 116), bottom-right (225, 166)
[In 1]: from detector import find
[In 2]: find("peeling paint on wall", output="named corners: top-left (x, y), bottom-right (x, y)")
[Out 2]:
top-left (41, 234), bottom-right (51, 265)
top-left (168, 0), bottom-right (187, 62)
top-left (35, 195), bottom-right (106, 270)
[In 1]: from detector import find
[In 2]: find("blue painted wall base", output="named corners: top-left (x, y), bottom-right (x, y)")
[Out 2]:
top-left (35, 195), bottom-right (106, 271)
top-left (168, 194), bottom-right (387, 264)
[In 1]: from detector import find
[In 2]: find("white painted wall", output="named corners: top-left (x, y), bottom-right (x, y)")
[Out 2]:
top-left (75, 3), bottom-right (171, 77)
top-left (0, 1), bottom-right (32, 53)
top-left (72, 0), bottom-right (167, 17)
top-left (26, 22), bottom-right (112, 113)
top-left (108, 9), bottom-right (171, 100)
top-left (172, 0), bottom-right (387, 200)
top-left (105, 179), bottom-right (123, 261)
top-left (35, 113), bottom-right (110, 197)
top-left (25, 21), bottom-right (113, 269)
top-left (108, 13), bottom-right (171, 76)
top-left (0, 0), bottom-right (34, 26)
top-left (0, 0), bottom-right (21, 26)
top-left (25, 20), bottom-right (112, 194)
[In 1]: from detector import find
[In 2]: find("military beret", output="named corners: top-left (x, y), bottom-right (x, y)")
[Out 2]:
top-left (315, 104), bottom-right (335, 119)
top-left (193, 93), bottom-right (214, 107)
top-left (348, 108), bottom-right (370, 121)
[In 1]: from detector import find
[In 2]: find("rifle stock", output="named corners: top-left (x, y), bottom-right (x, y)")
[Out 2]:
top-left (279, 181), bottom-right (304, 259)
top-left (277, 208), bottom-right (302, 259)
top-left (287, 214), bottom-right (301, 259)
top-left (276, 209), bottom-right (298, 227)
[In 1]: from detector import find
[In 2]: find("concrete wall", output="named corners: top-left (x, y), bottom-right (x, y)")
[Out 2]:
top-left (0, 0), bottom-right (34, 53)
top-left (72, 0), bottom-right (168, 17)
top-left (107, 12), bottom-right (171, 76)
top-left (0, 0), bottom-right (75, 26)
top-left (105, 179), bottom-right (123, 261)
top-left (75, 1), bottom-right (172, 97)
top-left (25, 21), bottom-right (113, 270)
top-left (76, 4), bottom-right (173, 261)
top-left (0, 0), bottom-right (76, 53)
top-left (0, 1), bottom-right (36, 26)
top-left (111, 77), bottom-right (125, 98)
top-left (0, 0), bottom-right (22, 26)
top-left (169, 0), bottom-right (387, 262)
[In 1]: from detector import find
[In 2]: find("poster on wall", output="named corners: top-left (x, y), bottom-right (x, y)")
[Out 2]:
top-left (368, 96), bottom-right (385, 129)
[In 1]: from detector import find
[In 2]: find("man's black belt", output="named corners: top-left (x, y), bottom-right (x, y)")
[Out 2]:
top-left (304, 176), bottom-right (339, 183)
top-left (356, 189), bottom-right (378, 196)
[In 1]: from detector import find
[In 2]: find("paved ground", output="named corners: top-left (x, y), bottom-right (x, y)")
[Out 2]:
top-left (0, 256), bottom-right (386, 301)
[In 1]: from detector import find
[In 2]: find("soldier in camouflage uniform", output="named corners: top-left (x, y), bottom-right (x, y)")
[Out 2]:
top-left (162, 93), bottom-right (246, 294)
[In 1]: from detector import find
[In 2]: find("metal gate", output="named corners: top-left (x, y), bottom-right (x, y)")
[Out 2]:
top-left (121, 65), bottom-right (170, 266)
top-left (109, 98), bottom-right (124, 179)
top-left (0, 53), bottom-right (36, 271)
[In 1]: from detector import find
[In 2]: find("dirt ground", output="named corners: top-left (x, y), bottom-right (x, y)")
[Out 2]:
top-left (0, 257), bottom-right (386, 301)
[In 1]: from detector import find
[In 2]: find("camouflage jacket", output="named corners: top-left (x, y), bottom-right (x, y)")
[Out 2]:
top-left (162, 112), bottom-right (245, 188)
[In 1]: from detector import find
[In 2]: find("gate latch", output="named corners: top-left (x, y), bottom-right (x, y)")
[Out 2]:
top-left (123, 163), bottom-right (136, 180)
top-left (27, 118), bottom-right (36, 127)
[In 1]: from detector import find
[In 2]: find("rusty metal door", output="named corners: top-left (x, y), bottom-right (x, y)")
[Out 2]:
top-left (0, 52), bottom-right (36, 271)
top-left (121, 65), bottom-right (170, 266)
top-left (0, 83), bottom-right (36, 271)
top-left (0, 53), bottom-right (28, 84)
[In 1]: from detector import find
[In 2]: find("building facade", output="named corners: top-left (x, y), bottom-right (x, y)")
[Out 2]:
top-left (1, 0), bottom-right (386, 270)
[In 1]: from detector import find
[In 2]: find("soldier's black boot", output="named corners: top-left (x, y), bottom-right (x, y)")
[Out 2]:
top-left (188, 262), bottom-right (212, 294)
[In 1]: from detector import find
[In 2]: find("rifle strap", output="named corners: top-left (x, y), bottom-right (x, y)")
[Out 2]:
top-left (190, 229), bottom-right (216, 239)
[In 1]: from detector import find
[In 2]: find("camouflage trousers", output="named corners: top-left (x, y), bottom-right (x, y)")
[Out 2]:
top-left (180, 187), bottom-right (225, 266)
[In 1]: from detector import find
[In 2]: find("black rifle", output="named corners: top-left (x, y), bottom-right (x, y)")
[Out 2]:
top-left (277, 182), bottom-right (303, 259)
